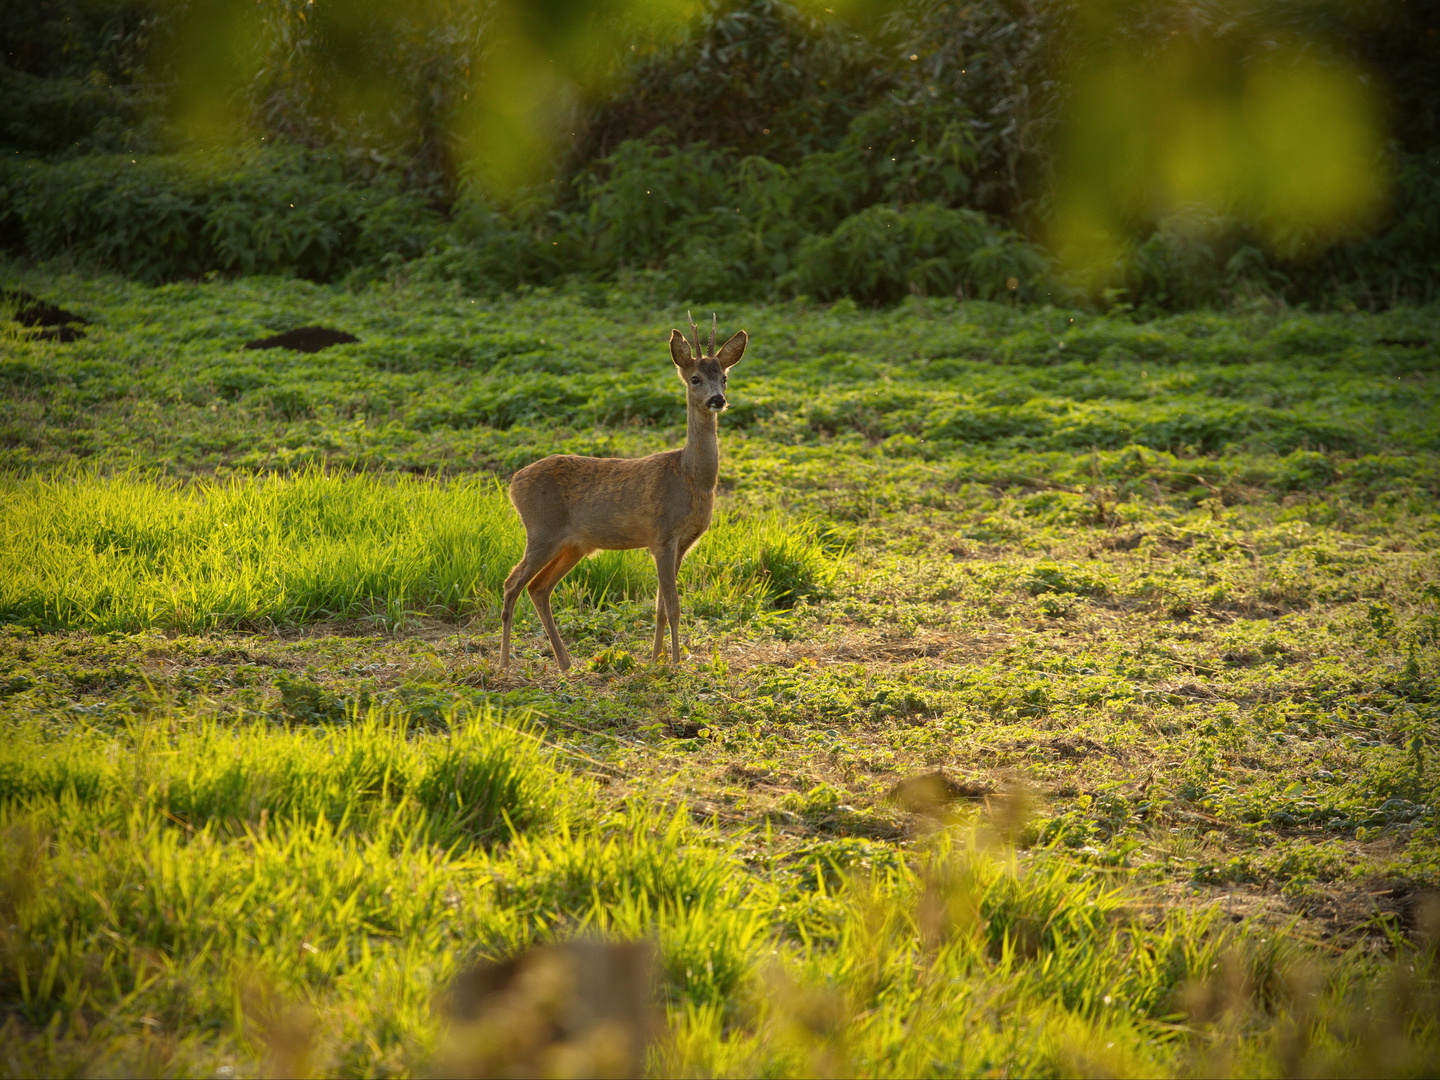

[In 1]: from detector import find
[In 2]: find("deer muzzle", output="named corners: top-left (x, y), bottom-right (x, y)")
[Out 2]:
top-left (707, 394), bottom-right (727, 412)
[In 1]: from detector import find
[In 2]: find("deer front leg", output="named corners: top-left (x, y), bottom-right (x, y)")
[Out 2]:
top-left (652, 587), bottom-right (668, 661)
top-left (653, 544), bottom-right (682, 665)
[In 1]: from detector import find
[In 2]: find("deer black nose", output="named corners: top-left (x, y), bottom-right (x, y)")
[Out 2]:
top-left (707, 394), bottom-right (727, 411)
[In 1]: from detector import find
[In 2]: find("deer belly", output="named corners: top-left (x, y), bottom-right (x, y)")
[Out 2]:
top-left (569, 504), bottom-right (656, 550)
top-left (577, 520), bottom-right (652, 550)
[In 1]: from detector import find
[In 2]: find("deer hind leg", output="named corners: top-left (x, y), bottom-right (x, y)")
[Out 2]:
top-left (500, 539), bottom-right (562, 669)
top-left (527, 544), bottom-right (587, 672)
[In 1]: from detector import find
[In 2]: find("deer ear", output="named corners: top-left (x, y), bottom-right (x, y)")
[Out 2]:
top-left (716, 329), bottom-right (747, 369)
top-left (669, 329), bottom-right (693, 367)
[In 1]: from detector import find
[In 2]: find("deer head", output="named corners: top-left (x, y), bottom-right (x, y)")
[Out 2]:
top-left (670, 312), bottom-right (747, 414)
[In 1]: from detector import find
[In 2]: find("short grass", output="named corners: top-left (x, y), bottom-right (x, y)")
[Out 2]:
top-left (1, 264), bottom-right (1438, 1077)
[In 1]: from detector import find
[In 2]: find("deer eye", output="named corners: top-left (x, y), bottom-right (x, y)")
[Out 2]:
top-left (690, 376), bottom-right (700, 384)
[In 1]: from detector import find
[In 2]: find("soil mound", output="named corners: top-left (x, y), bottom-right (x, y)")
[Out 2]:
top-left (244, 326), bottom-right (359, 353)
top-left (4, 288), bottom-right (90, 341)
top-left (30, 326), bottom-right (88, 342)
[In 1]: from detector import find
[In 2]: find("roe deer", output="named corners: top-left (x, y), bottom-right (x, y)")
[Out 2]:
top-left (499, 314), bottom-right (747, 671)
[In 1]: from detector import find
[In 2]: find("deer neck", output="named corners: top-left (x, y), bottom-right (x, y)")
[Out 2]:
top-left (682, 402), bottom-right (720, 489)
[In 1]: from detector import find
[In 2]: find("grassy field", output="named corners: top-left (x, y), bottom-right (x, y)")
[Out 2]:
top-left (2, 266), bottom-right (1439, 1076)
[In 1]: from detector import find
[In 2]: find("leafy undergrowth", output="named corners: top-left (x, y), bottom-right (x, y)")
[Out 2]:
top-left (1, 267), bottom-right (1438, 1076)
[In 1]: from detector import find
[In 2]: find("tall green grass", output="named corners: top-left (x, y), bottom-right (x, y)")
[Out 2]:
top-left (0, 472), bottom-right (840, 632)
top-left (0, 701), bottom-right (579, 1075)
top-left (0, 705), bottom-right (564, 847)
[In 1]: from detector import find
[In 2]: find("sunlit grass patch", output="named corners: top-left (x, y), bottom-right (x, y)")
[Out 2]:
top-left (0, 470), bottom-right (521, 632)
top-left (657, 837), bottom-right (1440, 1078)
top-left (0, 702), bottom-right (570, 847)
top-left (0, 697), bottom-right (586, 1076)
top-left (0, 472), bottom-right (841, 633)
top-left (687, 509), bottom-right (844, 615)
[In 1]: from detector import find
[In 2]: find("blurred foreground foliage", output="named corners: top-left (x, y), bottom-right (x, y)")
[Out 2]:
top-left (2, 0), bottom-right (1437, 309)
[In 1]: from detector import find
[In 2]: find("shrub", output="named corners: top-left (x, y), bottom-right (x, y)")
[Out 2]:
top-left (248, 0), bottom-right (487, 193)
top-left (576, 139), bottom-right (736, 269)
top-left (0, 66), bottom-right (160, 157)
top-left (783, 202), bottom-right (1049, 304)
top-left (1, 149), bottom-right (440, 283)
top-left (882, 0), bottom-right (1070, 221)
top-left (7, 0), bottom-right (1437, 312)
top-left (413, 197), bottom-right (577, 293)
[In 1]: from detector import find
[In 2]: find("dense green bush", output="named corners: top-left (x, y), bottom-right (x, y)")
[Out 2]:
top-left (0, 63), bottom-right (161, 158)
top-left (1108, 166), bottom-right (1440, 314)
top-left (4, 122), bottom-right (1430, 310)
top-left (0, 150), bottom-right (440, 283)
top-left (1298, 160), bottom-right (1440, 310)
top-left (575, 0), bottom-right (1059, 221)
top-left (417, 131), bottom-right (1044, 302)
top-left (577, 139), bottom-right (739, 269)
top-left (572, 139), bottom-right (864, 295)
top-left (411, 200), bottom-right (570, 293)
top-left (878, 0), bottom-right (1068, 222)
top-left (1112, 212), bottom-right (1287, 312)
top-left (566, 0), bottom-right (1439, 311)
top-left (784, 202), bottom-right (1050, 304)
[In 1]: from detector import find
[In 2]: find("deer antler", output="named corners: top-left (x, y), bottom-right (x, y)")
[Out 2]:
top-left (710, 312), bottom-right (717, 357)
top-left (687, 310), bottom-right (702, 357)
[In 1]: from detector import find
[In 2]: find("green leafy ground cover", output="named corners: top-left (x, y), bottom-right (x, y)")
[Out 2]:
top-left (2, 267), bottom-right (1439, 1076)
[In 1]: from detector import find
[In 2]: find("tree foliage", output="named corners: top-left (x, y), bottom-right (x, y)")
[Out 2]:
top-left (2, 0), bottom-right (1437, 309)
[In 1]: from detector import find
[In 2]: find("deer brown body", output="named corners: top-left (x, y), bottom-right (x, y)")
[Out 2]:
top-left (499, 318), bottom-right (747, 671)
